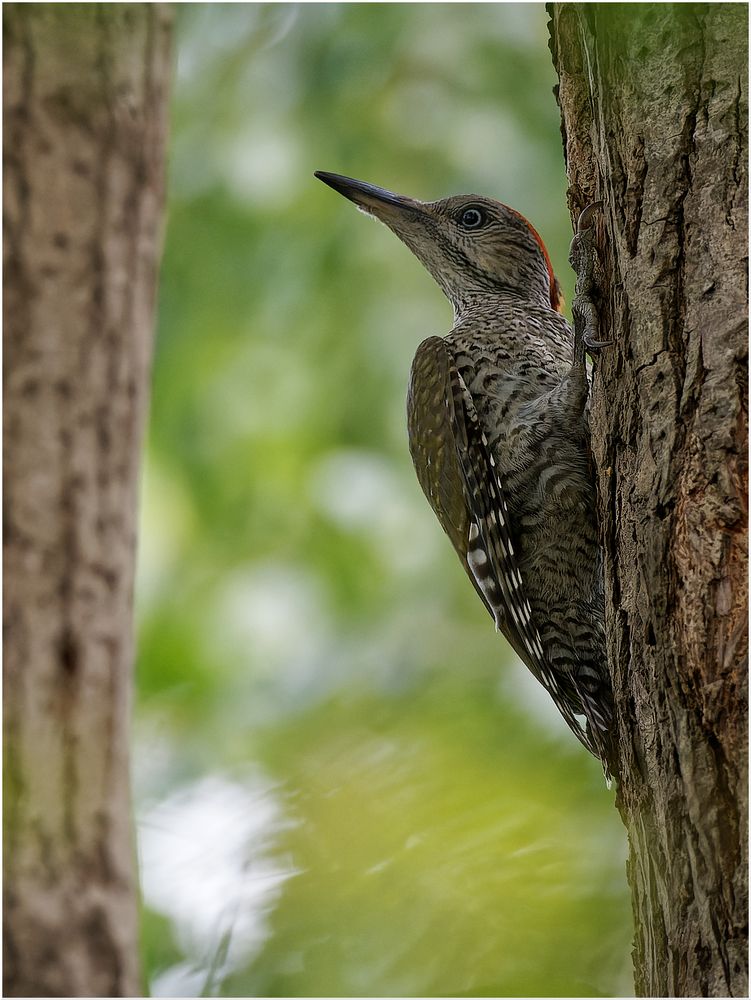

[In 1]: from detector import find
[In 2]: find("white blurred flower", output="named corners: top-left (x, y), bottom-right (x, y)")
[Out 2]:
top-left (139, 771), bottom-right (295, 996)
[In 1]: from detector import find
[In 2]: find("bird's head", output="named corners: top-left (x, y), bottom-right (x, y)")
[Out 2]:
top-left (315, 171), bottom-right (562, 317)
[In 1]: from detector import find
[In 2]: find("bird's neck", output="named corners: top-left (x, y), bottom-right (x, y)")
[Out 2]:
top-left (451, 287), bottom-right (553, 326)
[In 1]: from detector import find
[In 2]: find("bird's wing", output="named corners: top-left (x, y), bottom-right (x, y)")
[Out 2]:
top-left (407, 336), bottom-right (597, 755)
top-left (407, 337), bottom-right (491, 617)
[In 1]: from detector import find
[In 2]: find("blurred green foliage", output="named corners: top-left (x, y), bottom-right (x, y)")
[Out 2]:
top-left (135, 4), bottom-right (633, 996)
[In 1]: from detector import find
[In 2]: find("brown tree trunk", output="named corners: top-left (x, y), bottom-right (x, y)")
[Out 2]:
top-left (3, 4), bottom-right (171, 995)
top-left (549, 3), bottom-right (748, 996)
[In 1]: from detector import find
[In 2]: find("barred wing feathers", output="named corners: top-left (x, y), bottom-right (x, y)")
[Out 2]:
top-left (407, 336), bottom-right (601, 761)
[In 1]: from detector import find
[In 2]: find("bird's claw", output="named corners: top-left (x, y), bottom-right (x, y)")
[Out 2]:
top-left (583, 335), bottom-right (613, 352)
top-left (576, 201), bottom-right (603, 234)
top-left (569, 201), bottom-right (608, 365)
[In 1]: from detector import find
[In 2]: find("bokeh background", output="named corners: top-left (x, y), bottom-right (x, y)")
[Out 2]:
top-left (134, 4), bottom-right (634, 996)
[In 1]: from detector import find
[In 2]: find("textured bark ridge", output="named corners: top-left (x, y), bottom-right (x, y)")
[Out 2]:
top-left (3, 5), bottom-right (171, 996)
top-left (549, 4), bottom-right (748, 997)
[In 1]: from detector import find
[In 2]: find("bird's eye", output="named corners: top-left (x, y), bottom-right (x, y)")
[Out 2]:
top-left (459, 207), bottom-right (486, 229)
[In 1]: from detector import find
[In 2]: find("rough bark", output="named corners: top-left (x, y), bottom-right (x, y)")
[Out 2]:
top-left (548, 4), bottom-right (748, 996)
top-left (3, 4), bottom-right (171, 996)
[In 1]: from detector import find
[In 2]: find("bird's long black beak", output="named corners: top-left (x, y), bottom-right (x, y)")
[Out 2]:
top-left (315, 171), bottom-right (422, 220)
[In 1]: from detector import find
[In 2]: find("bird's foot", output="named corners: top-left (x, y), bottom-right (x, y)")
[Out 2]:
top-left (568, 202), bottom-right (611, 364)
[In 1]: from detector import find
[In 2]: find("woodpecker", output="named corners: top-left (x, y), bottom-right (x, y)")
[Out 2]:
top-left (315, 171), bottom-right (616, 780)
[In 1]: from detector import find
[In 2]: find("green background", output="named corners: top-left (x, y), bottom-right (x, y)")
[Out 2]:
top-left (134, 4), bottom-right (633, 996)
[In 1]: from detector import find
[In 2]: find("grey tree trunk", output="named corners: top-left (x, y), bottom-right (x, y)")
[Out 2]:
top-left (3, 5), bottom-right (171, 995)
top-left (549, 4), bottom-right (748, 997)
